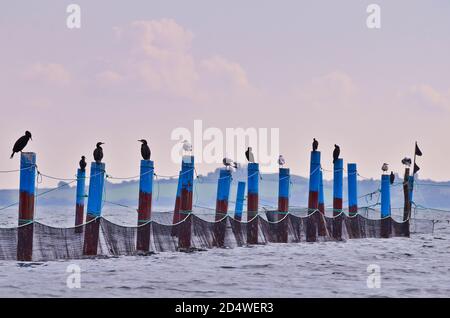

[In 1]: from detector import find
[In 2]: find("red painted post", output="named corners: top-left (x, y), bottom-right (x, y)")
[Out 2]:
top-left (136, 160), bottom-right (154, 253)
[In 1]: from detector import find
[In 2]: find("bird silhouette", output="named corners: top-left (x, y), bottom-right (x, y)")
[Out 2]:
top-left (333, 144), bottom-right (340, 164)
top-left (138, 139), bottom-right (151, 160)
top-left (312, 138), bottom-right (318, 152)
top-left (390, 171), bottom-right (395, 185)
top-left (245, 147), bottom-right (255, 163)
top-left (382, 163), bottom-right (389, 173)
top-left (79, 156), bottom-right (87, 171)
top-left (10, 131), bottom-right (32, 159)
top-left (401, 157), bottom-right (412, 167)
top-left (223, 158), bottom-right (238, 169)
top-left (93, 142), bottom-right (104, 163)
top-left (182, 140), bottom-right (192, 153)
top-left (278, 155), bottom-right (286, 167)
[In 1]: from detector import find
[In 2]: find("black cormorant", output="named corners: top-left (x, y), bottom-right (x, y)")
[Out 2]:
top-left (10, 131), bottom-right (32, 159)
top-left (93, 142), bottom-right (104, 163)
top-left (139, 139), bottom-right (151, 160)
top-left (312, 138), bottom-right (318, 152)
top-left (390, 171), bottom-right (395, 185)
top-left (79, 156), bottom-right (87, 171)
top-left (333, 144), bottom-right (340, 164)
top-left (245, 147), bottom-right (255, 163)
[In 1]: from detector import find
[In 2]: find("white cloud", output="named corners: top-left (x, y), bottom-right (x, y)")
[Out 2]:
top-left (23, 63), bottom-right (71, 85)
top-left (398, 84), bottom-right (450, 112)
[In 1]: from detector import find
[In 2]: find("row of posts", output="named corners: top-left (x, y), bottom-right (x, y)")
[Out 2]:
top-left (16, 150), bottom-right (396, 261)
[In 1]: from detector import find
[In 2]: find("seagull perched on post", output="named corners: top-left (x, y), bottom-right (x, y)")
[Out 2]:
top-left (79, 156), bottom-right (87, 171)
top-left (390, 171), bottom-right (395, 185)
top-left (278, 155), bottom-right (286, 167)
top-left (245, 147), bottom-right (255, 163)
top-left (138, 139), bottom-right (151, 160)
top-left (182, 140), bottom-right (192, 153)
top-left (223, 158), bottom-right (238, 170)
top-left (333, 144), bottom-right (340, 164)
top-left (312, 138), bottom-right (319, 152)
top-left (381, 163), bottom-right (389, 174)
top-left (401, 157), bottom-right (412, 167)
top-left (10, 131), bottom-right (32, 159)
top-left (93, 142), bottom-right (105, 163)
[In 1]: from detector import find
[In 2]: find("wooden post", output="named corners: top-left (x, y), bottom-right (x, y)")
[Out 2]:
top-left (17, 152), bottom-right (36, 261)
top-left (83, 162), bottom-right (105, 256)
top-left (332, 158), bottom-right (343, 239)
top-left (380, 174), bottom-right (391, 238)
top-left (234, 181), bottom-right (246, 221)
top-left (247, 163), bottom-right (259, 244)
top-left (136, 160), bottom-right (154, 253)
top-left (74, 168), bottom-right (86, 233)
top-left (347, 163), bottom-right (358, 216)
top-left (402, 167), bottom-right (411, 236)
top-left (277, 167), bottom-right (289, 243)
top-left (178, 156), bottom-right (194, 250)
top-left (306, 151), bottom-right (321, 242)
top-left (317, 169), bottom-right (327, 236)
top-left (214, 169), bottom-right (232, 247)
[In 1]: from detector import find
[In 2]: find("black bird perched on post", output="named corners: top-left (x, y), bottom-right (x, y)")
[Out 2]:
top-left (312, 138), bottom-right (318, 152)
top-left (93, 142), bottom-right (104, 163)
top-left (390, 171), bottom-right (395, 185)
top-left (333, 144), bottom-right (340, 164)
top-left (138, 139), bottom-right (151, 160)
top-left (10, 131), bottom-right (32, 159)
top-left (245, 147), bottom-right (255, 163)
top-left (223, 157), bottom-right (238, 169)
top-left (79, 156), bottom-right (87, 171)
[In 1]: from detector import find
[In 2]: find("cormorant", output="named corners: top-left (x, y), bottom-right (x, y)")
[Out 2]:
top-left (382, 163), bottom-right (389, 173)
top-left (79, 156), bottom-right (87, 171)
top-left (10, 131), bottom-right (32, 159)
top-left (401, 157), bottom-right (412, 167)
top-left (278, 155), bottom-right (286, 167)
top-left (138, 139), bottom-right (151, 160)
top-left (390, 171), bottom-right (395, 185)
top-left (333, 144), bottom-right (340, 164)
top-left (312, 138), bottom-right (318, 152)
top-left (245, 147), bottom-right (255, 163)
top-left (223, 158), bottom-right (237, 169)
top-left (93, 142), bottom-right (104, 163)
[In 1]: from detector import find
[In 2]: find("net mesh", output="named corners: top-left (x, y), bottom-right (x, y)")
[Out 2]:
top-left (0, 210), bottom-right (435, 261)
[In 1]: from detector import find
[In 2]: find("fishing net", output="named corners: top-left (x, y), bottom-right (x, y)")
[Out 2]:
top-left (0, 210), bottom-right (435, 261)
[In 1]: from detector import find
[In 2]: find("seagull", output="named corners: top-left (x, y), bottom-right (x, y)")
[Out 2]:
top-left (79, 156), bottom-right (87, 171)
top-left (278, 155), bottom-right (285, 167)
top-left (138, 139), bottom-right (151, 160)
top-left (382, 163), bottom-right (389, 174)
top-left (390, 171), bottom-right (395, 185)
top-left (223, 158), bottom-right (237, 169)
top-left (245, 147), bottom-right (255, 163)
top-left (333, 144), bottom-right (340, 164)
top-left (93, 142), bottom-right (104, 163)
top-left (312, 138), bottom-right (318, 152)
top-left (182, 140), bottom-right (192, 153)
top-left (10, 131), bottom-right (32, 159)
top-left (401, 157), bottom-right (412, 167)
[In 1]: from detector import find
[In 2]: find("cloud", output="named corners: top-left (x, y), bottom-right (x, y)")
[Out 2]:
top-left (398, 84), bottom-right (450, 112)
top-left (23, 63), bottom-right (71, 85)
top-left (200, 56), bottom-right (249, 88)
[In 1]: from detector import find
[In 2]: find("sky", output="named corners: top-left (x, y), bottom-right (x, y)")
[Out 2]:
top-left (0, 0), bottom-right (449, 189)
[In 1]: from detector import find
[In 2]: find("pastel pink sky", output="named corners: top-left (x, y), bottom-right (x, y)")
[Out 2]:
top-left (0, 0), bottom-right (449, 189)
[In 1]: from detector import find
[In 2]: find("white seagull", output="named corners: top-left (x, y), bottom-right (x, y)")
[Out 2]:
top-left (278, 155), bottom-right (286, 167)
top-left (182, 140), bottom-right (192, 153)
top-left (223, 158), bottom-right (238, 170)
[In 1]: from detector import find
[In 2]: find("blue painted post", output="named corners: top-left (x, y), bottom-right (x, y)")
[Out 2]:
top-left (83, 162), bottom-right (106, 256)
top-left (234, 182), bottom-right (246, 221)
top-left (74, 168), bottom-right (86, 233)
top-left (214, 169), bottom-right (232, 247)
top-left (278, 167), bottom-right (290, 243)
top-left (179, 155), bottom-right (194, 250)
top-left (247, 163), bottom-right (259, 244)
top-left (17, 152), bottom-right (36, 261)
top-left (332, 159), bottom-right (344, 239)
top-left (318, 170), bottom-right (325, 215)
top-left (347, 163), bottom-right (358, 216)
top-left (136, 160), bottom-right (154, 252)
top-left (381, 174), bottom-right (392, 238)
top-left (171, 170), bottom-right (182, 237)
top-left (307, 151), bottom-right (321, 241)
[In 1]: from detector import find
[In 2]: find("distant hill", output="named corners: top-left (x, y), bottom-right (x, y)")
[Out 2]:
top-left (0, 168), bottom-right (449, 211)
